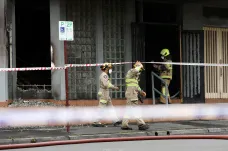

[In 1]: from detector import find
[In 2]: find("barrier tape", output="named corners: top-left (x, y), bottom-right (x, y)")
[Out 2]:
top-left (0, 104), bottom-right (227, 127)
top-left (0, 62), bottom-right (132, 72)
top-left (1, 61), bottom-right (228, 72)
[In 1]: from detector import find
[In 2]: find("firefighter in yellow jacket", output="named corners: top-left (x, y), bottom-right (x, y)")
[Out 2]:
top-left (153, 48), bottom-right (172, 104)
top-left (121, 61), bottom-right (149, 130)
top-left (92, 63), bottom-right (122, 127)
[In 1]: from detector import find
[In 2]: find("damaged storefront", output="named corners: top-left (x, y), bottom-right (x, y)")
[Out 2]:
top-left (3, 0), bottom-right (228, 105)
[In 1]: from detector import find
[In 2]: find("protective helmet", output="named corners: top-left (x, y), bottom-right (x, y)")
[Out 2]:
top-left (160, 49), bottom-right (170, 57)
top-left (100, 62), bottom-right (112, 70)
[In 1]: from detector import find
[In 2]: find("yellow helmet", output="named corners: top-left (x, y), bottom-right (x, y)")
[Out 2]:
top-left (100, 62), bottom-right (112, 70)
top-left (160, 48), bottom-right (170, 57)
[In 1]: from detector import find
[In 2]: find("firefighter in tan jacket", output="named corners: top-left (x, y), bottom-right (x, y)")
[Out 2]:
top-left (121, 61), bottom-right (149, 130)
top-left (153, 48), bottom-right (172, 104)
top-left (92, 63), bottom-right (122, 127)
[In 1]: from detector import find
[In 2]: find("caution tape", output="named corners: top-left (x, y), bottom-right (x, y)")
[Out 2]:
top-left (142, 61), bottom-right (228, 67)
top-left (0, 62), bottom-right (132, 72)
top-left (67, 61), bottom-right (228, 68)
top-left (0, 67), bottom-right (66, 72)
top-left (0, 104), bottom-right (227, 127)
top-left (1, 61), bottom-right (228, 72)
top-left (66, 62), bottom-right (132, 67)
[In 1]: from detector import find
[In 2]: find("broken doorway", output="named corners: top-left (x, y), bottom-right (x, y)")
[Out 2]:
top-left (145, 25), bottom-right (180, 99)
top-left (143, 2), bottom-right (180, 99)
top-left (15, 0), bottom-right (51, 98)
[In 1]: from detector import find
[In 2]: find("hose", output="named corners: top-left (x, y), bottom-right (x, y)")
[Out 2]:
top-left (0, 135), bottom-right (227, 150)
top-left (171, 91), bottom-right (180, 99)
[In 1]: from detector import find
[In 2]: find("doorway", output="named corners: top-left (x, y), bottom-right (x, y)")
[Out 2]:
top-left (15, 0), bottom-right (51, 87)
top-left (204, 27), bottom-right (228, 99)
top-left (142, 2), bottom-right (180, 99)
top-left (145, 25), bottom-right (180, 98)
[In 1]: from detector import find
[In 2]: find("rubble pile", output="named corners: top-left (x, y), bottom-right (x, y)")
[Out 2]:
top-left (8, 98), bottom-right (63, 107)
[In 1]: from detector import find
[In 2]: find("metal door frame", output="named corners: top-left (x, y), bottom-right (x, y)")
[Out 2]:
top-left (181, 30), bottom-right (205, 103)
top-left (204, 27), bottom-right (228, 99)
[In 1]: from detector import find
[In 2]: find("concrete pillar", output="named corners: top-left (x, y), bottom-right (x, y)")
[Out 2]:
top-left (7, 0), bottom-right (17, 100)
top-left (124, 0), bottom-right (135, 73)
top-left (50, 0), bottom-right (66, 100)
top-left (95, 0), bottom-right (103, 93)
top-left (0, 0), bottom-right (9, 101)
top-left (12, 1), bottom-right (17, 100)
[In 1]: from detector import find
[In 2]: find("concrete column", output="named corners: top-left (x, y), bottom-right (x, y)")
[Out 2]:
top-left (50, 0), bottom-right (66, 100)
top-left (95, 0), bottom-right (103, 93)
top-left (12, 1), bottom-right (17, 100)
top-left (124, 0), bottom-right (135, 73)
top-left (0, 0), bottom-right (9, 101)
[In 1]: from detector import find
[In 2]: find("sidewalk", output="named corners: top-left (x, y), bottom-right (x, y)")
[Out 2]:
top-left (0, 120), bottom-right (227, 145)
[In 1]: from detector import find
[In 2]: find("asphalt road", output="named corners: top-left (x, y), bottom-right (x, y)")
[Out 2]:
top-left (2, 139), bottom-right (228, 151)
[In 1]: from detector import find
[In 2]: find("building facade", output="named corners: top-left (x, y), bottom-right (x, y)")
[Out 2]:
top-left (1, 0), bottom-right (228, 104)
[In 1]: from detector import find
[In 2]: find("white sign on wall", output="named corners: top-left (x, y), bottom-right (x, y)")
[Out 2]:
top-left (59, 21), bottom-right (74, 41)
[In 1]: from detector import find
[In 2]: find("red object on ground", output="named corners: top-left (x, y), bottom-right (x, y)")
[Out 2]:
top-left (0, 135), bottom-right (227, 150)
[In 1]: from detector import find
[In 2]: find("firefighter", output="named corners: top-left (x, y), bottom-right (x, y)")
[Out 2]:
top-left (121, 61), bottom-right (149, 130)
top-left (153, 48), bottom-right (172, 104)
top-left (92, 63), bottom-right (122, 127)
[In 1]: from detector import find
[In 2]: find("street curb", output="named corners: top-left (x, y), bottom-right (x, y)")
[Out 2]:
top-left (168, 129), bottom-right (209, 135)
top-left (0, 128), bottom-right (228, 145)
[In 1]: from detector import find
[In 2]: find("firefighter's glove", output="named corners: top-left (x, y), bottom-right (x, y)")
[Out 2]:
top-left (98, 92), bottom-right (102, 97)
top-left (153, 64), bottom-right (158, 68)
top-left (140, 91), bottom-right (146, 97)
top-left (114, 86), bottom-right (120, 91)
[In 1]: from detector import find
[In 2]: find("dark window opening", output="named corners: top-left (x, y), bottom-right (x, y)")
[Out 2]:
top-left (15, 0), bottom-right (51, 88)
top-left (143, 2), bottom-right (177, 23)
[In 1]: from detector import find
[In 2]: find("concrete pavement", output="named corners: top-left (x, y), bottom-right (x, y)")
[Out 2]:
top-left (0, 120), bottom-right (227, 145)
top-left (3, 140), bottom-right (228, 151)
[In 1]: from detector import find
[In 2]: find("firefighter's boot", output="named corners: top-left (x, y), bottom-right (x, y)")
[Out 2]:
top-left (92, 122), bottom-right (105, 127)
top-left (138, 124), bottom-right (149, 130)
top-left (121, 126), bottom-right (133, 130)
top-left (113, 120), bottom-right (122, 127)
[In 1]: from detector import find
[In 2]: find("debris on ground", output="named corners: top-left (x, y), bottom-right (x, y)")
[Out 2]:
top-left (8, 98), bottom-right (64, 107)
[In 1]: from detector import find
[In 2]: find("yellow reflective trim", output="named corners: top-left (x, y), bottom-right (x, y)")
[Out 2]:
top-left (126, 84), bottom-right (141, 91)
top-left (161, 76), bottom-right (172, 79)
top-left (126, 79), bottom-right (141, 90)
top-left (138, 87), bottom-right (141, 91)
top-left (135, 67), bottom-right (141, 71)
top-left (125, 79), bottom-right (138, 83)
top-left (126, 83), bottom-right (139, 87)
top-left (164, 64), bottom-right (172, 70)
top-left (162, 87), bottom-right (170, 96)
top-left (108, 81), bottom-right (112, 88)
top-left (100, 99), bottom-right (107, 104)
top-left (98, 92), bottom-right (102, 96)
top-left (167, 66), bottom-right (172, 70)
